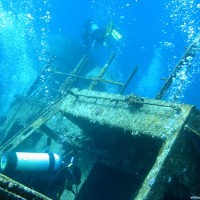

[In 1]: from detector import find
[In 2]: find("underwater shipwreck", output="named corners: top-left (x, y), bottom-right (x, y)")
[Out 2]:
top-left (0, 34), bottom-right (200, 200)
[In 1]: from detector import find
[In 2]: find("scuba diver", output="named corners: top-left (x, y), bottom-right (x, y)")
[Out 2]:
top-left (45, 157), bottom-right (81, 199)
top-left (0, 152), bottom-right (81, 200)
top-left (82, 20), bottom-right (122, 49)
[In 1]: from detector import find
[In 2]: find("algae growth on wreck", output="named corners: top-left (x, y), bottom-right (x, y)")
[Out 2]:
top-left (0, 1), bottom-right (200, 200)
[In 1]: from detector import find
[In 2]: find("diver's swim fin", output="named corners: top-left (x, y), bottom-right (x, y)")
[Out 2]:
top-left (111, 29), bottom-right (122, 41)
top-left (105, 21), bottom-right (122, 41)
top-left (105, 21), bottom-right (114, 38)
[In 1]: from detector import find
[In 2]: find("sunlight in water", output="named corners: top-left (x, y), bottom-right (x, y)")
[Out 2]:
top-left (165, 0), bottom-right (199, 43)
top-left (0, 1), bottom-right (51, 116)
top-left (164, 0), bottom-right (200, 101)
top-left (135, 48), bottom-right (163, 98)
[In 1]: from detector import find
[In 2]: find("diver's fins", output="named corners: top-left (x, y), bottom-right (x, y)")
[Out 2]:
top-left (111, 29), bottom-right (122, 41)
top-left (105, 21), bottom-right (114, 38)
top-left (105, 21), bottom-right (122, 41)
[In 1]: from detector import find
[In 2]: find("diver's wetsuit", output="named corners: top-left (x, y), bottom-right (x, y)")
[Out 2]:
top-left (82, 21), bottom-right (106, 48)
top-left (45, 163), bottom-right (81, 199)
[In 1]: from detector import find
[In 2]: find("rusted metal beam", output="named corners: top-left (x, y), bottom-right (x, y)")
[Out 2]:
top-left (120, 66), bottom-right (138, 94)
top-left (0, 100), bottom-right (62, 153)
top-left (60, 89), bottom-right (192, 139)
top-left (49, 72), bottom-right (124, 86)
top-left (0, 174), bottom-right (52, 200)
top-left (156, 32), bottom-right (200, 100)
top-left (59, 55), bottom-right (88, 93)
top-left (134, 108), bottom-right (192, 200)
top-left (89, 53), bottom-right (116, 90)
top-left (27, 56), bottom-right (55, 96)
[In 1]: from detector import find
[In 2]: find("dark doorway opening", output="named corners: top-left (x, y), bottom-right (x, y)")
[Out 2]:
top-left (76, 162), bottom-right (140, 200)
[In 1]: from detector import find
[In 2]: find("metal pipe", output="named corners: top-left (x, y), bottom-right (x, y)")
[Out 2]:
top-left (156, 32), bottom-right (200, 100)
top-left (89, 52), bottom-right (116, 90)
top-left (120, 66), bottom-right (138, 94)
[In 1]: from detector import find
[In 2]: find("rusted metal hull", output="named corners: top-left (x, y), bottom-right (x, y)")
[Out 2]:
top-left (0, 89), bottom-right (199, 200)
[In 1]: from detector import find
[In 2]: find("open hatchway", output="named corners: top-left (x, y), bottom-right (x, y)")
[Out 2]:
top-left (0, 89), bottom-right (200, 200)
top-left (0, 33), bottom-right (199, 200)
top-left (74, 131), bottom-right (163, 200)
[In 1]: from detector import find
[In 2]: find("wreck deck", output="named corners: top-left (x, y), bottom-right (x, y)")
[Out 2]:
top-left (0, 89), bottom-right (200, 200)
top-left (0, 33), bottom-right (200, 200)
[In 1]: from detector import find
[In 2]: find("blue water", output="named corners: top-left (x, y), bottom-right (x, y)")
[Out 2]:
top-left (0, 0), bottom-right (200, 116)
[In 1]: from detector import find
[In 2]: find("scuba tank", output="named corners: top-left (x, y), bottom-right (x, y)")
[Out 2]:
top-left (0, 152), bottom-right (62, 172)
